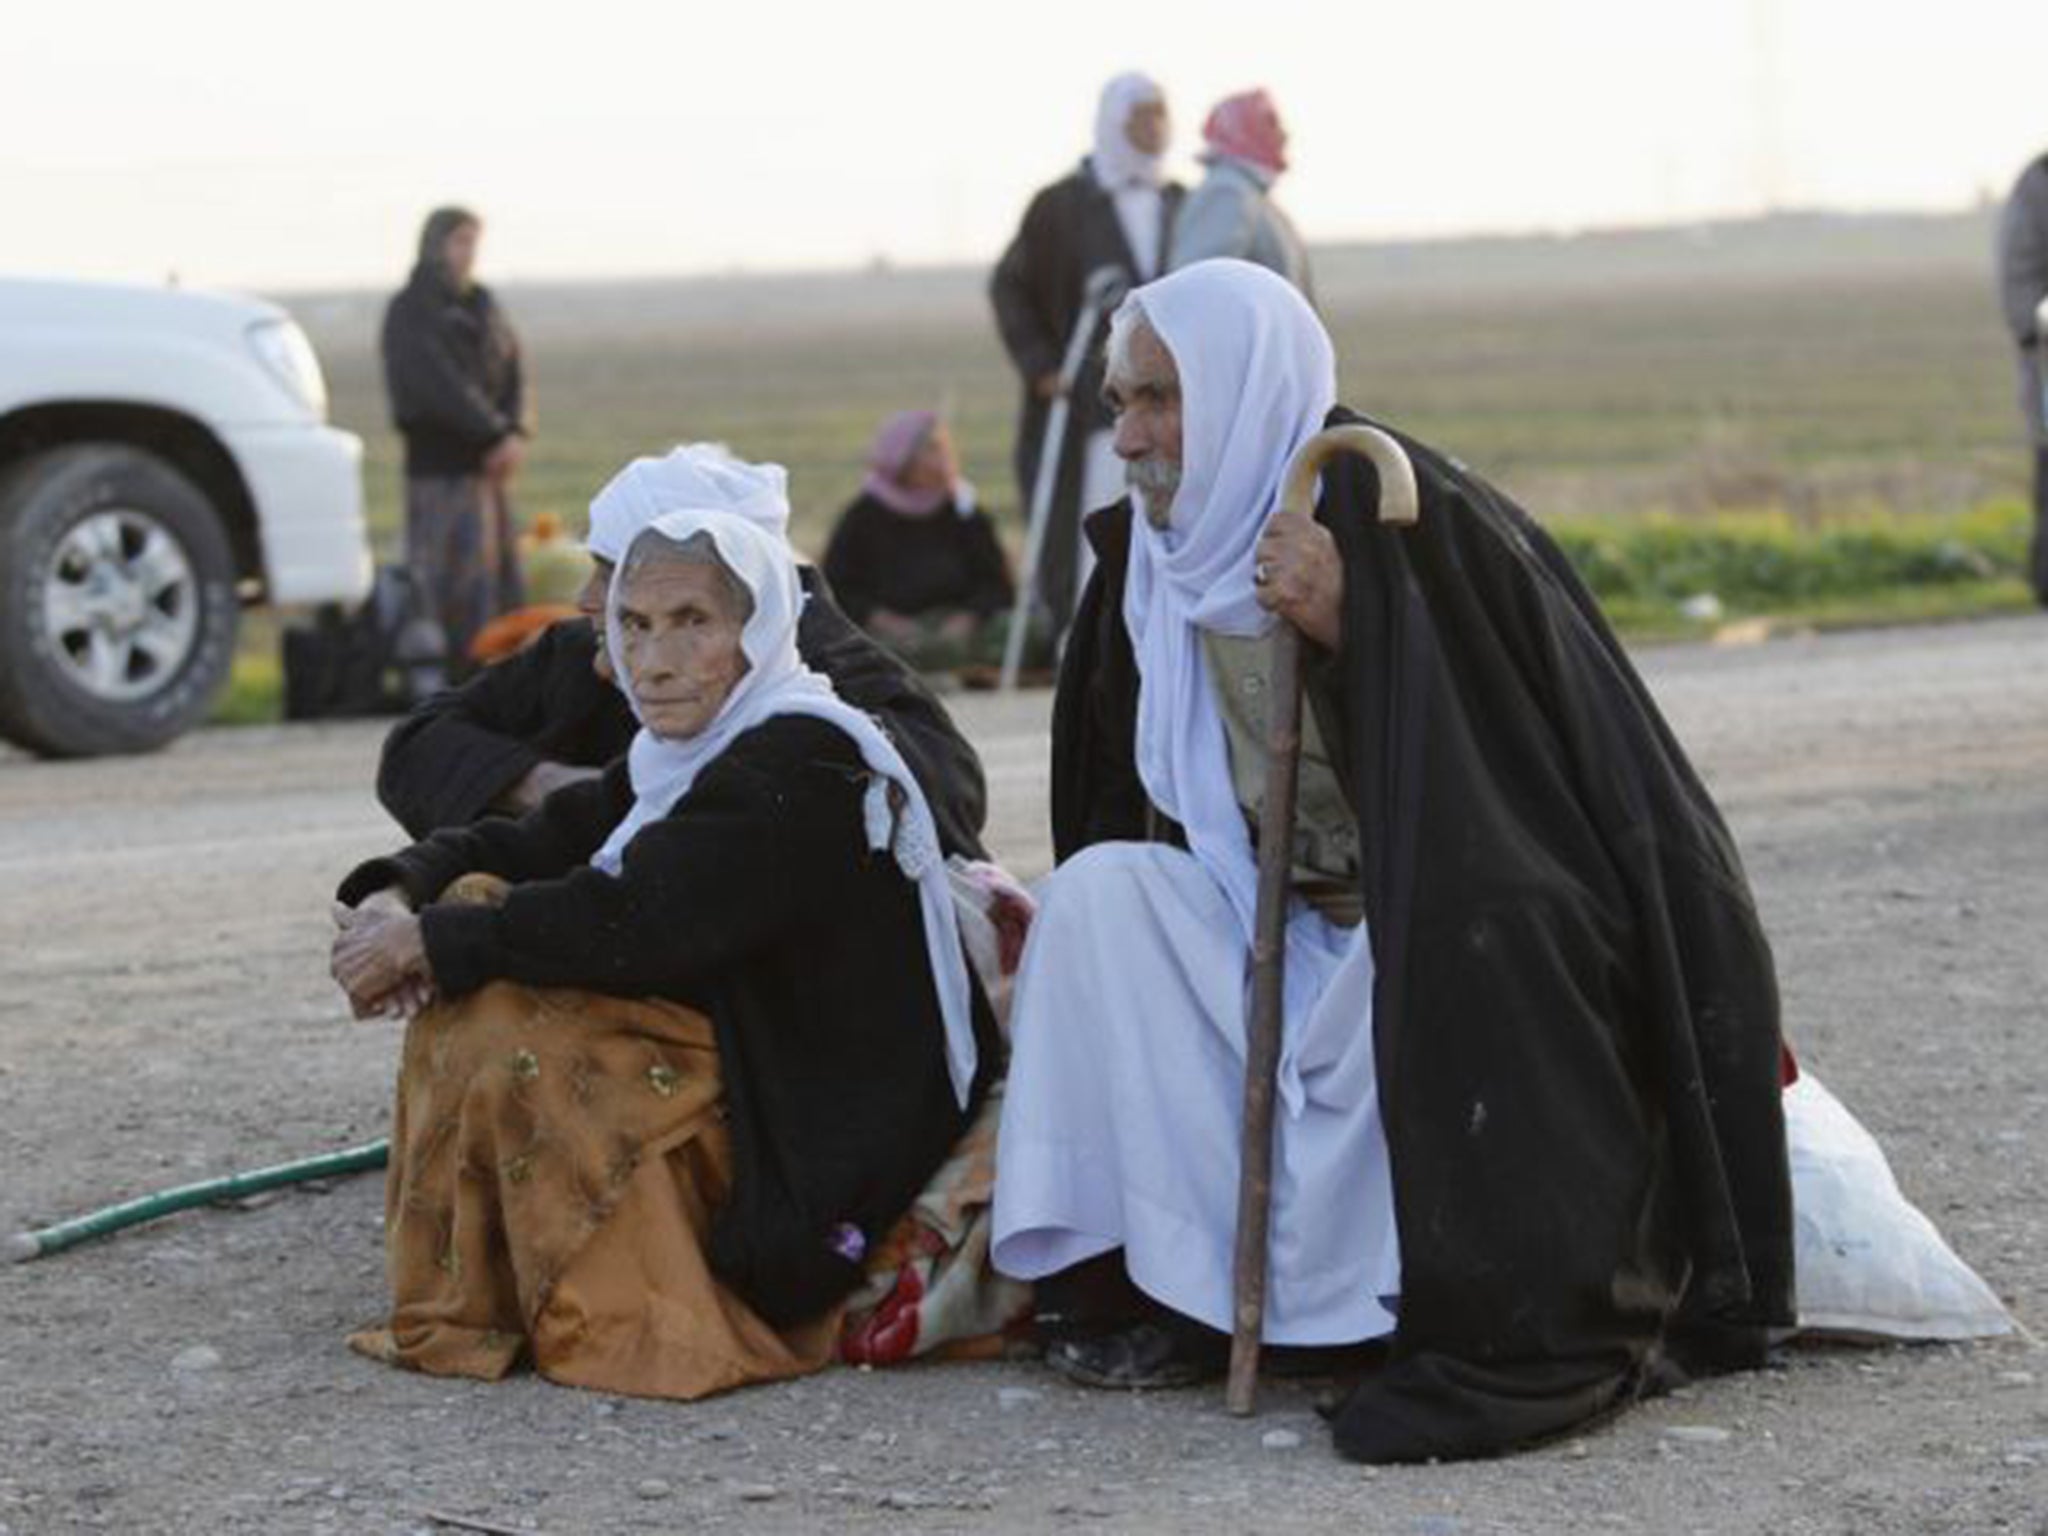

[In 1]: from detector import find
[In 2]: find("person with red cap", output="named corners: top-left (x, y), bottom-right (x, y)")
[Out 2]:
top-left (1171, 89), bottom-right (1313, 301)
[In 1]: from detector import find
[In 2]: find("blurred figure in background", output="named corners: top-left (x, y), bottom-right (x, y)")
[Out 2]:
top-left (1995, 151), bottom-right (2048, 605)
top-left (381, 206), bottom-right (533, 675)
top-left (1171, 89), bottom-right (1312, 302)
top-left (991, 72), bottom-right (1181, 642)
top-left (822, 411), bottom-right (1015, 673)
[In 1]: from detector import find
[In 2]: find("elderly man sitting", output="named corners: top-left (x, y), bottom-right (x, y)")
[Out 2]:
top-left (375, 444), bottom-right (989, 861)
top-left (991, 260), bottom-right (1792, 1463)
top-left (331, 502), bottom-right (996, 1399)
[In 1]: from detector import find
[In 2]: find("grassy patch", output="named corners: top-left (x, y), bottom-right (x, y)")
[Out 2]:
top-left (1549, 500), bottom-right (2032, 612)
top-left (210, 501), bottom-right (2039, 727)
top-left (1597, 579), bottom-right (2037, 644)
top-left (214, 647), bottom-right (285, 726)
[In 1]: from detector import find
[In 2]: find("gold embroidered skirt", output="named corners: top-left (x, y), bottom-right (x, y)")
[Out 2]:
top-left (349, 971), bottom-right (838, 1399)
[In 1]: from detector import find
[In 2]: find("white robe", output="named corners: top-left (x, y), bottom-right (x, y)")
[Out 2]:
top-left (991, 841), bottom-right (1401, 1344)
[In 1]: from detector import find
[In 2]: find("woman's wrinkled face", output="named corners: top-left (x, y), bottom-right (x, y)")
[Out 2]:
top-left (614, 561), bottom-right (749, 740)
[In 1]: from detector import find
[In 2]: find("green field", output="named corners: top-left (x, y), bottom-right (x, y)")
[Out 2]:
top-left (227, 206), bottom-right (2031, 717)
top-left (290, 207), bottom-right (2024, 555)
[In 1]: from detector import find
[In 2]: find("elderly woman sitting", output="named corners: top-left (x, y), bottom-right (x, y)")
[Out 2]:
top-left (330, 508), bottom-right (990, 1399)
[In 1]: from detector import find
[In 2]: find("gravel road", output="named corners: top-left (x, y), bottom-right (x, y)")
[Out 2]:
top-left (1, 617), bottom-right (2044, 1534)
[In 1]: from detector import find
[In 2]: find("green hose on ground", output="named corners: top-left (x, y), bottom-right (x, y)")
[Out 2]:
top-left (4, 1140), bottom-right (390, 1263)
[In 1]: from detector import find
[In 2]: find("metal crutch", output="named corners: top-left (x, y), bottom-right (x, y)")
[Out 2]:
top-left (999, 265), bottom-right (1129, 692)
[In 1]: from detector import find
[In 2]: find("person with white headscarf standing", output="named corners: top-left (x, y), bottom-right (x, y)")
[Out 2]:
top-left (994, 260), bottom-right (1794, 1464)
top-left (330, 506), bottom-right (994, 1401)
top-left (990, 71), bottom-right (1182, 641)
top-left (375, 443), bottom-right (990, 861)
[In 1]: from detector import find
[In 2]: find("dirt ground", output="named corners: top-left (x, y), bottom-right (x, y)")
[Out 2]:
top-left (2, 617), bottom-right (2045, 1535)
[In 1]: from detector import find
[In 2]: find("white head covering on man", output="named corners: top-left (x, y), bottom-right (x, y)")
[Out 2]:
top-left (585, 444), bottom-right (791, 563)
top-left (1116, 257), bottom-right (1338, 937)
top-left (1092, 71), bottom-right (1167, 190)
top-left (591, 508), bottom-right (977, 1109)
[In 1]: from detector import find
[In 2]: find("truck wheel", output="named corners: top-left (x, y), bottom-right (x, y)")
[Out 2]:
top-left (0, 444), bottom-right (239, 757)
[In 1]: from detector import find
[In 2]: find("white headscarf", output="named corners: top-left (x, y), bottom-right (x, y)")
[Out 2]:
top-left (1091, 71), bottom-right (1166, 191)
top-left (591, 510), bottom-right (977, 1109)
top-left (586, 444), bottom-right (791, 563)
top-left (1119, 258), bottom-right (1339, 937)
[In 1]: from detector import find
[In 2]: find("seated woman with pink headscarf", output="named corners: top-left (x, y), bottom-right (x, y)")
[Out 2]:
top-left (822, 411), bottom-right (1017, 673)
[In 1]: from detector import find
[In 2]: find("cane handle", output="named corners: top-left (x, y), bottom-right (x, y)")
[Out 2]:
top-left (1279, 423), bottom-right (1420, 527)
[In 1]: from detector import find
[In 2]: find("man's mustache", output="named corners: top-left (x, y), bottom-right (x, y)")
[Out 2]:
top-left (1125, 457), bottom-right (1181, 495)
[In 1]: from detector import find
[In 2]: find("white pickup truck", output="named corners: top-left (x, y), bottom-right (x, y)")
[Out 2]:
top-left (0, 277), bottom-right (372, 756)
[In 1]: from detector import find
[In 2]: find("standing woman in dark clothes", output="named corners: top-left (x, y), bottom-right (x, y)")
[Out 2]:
top-left (381, 206), bottom-right (533, 675)
top-left (330, 508), bottom-right (990, 1399)
top-left (822, 411), bottom-right (1016, 671)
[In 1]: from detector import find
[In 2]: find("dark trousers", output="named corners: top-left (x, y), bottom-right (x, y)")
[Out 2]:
top-left (404, 473), bottom-right (524, 675)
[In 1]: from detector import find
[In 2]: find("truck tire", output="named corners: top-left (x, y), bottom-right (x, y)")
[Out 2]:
top-left (0, 444), bottom-right (239, 757)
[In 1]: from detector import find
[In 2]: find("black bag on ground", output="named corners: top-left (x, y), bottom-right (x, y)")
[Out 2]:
top-left (282, 566), bottom-right (448, 720)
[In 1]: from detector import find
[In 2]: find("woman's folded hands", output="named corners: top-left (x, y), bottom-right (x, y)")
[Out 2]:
top-left (331, 888), bottom-right (436, 1021)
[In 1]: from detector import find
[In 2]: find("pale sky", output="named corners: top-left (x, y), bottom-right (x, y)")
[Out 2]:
top-left (6, 0), bottom-right (2045, 292)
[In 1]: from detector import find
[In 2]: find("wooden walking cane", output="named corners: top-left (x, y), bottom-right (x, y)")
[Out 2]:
top-left (1227, 424), bottom-right (1420, 1416)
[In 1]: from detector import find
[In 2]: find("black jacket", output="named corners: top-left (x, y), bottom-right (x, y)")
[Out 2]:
top-left (380, 269), bottom-right (529, 477)
top-left (989, 160), bottom-right (1182, 630)
top-left (821, 492), bottom-right (1015, 628)
top-left (1052, 408), bottom-right (1794, 1464)
top-left (341, 715), bottom-right (994, 1326)
top-left (376, 568), bottom-right (991, 860)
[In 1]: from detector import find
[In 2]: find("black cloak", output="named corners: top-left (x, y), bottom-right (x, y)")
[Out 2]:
top-left (1050, 406), bottom-right (1794, 1463)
